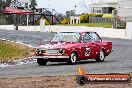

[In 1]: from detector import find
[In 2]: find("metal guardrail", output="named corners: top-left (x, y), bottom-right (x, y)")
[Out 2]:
top-left (89, 17), bottom-right (112, 23)
top-left (89, 16), bottom-right (128, 29)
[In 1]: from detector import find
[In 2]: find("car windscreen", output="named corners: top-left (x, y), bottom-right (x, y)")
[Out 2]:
top-left (51, 33), bottom-right (80, 42)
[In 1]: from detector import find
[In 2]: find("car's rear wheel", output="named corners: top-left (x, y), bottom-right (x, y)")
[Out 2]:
top-left (37, 59), bottom-right (48, 66)
top-left (68, 52), bottom-right (77, 65)
top-left (95, 50), bottom-right (105, 62)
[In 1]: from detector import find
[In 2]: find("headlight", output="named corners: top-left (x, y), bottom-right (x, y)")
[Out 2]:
top-left (59, 49), bottom-right (65, 54)
top-left (36, 49), bottom-right (41, 54)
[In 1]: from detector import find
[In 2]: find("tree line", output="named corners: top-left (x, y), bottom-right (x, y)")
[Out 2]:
top-left (0, 0), bottom-right (37, 25)
top-left (0, 0), bottom-right (91, 25)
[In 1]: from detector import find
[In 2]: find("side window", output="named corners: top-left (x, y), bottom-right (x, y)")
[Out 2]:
top-left (90, 33), bottom-right (101, 42)
top-left (82, 33), bottom-right (91, 42)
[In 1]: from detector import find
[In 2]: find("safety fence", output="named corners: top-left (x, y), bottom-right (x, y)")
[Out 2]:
top-left (89, 17), bottom-right (112, 23)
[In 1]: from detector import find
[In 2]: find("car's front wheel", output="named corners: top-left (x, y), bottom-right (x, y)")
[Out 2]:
top-left (68, 52), bottom-right (77, 65)
top-left (95, 50), bottom-right (105, 62)
top-left (37, 59), bottom-right (48, 66)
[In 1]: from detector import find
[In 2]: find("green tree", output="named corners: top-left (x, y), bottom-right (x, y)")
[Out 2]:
top-left (80, 14), bottom-right (90, 23)
top-left (30, 0), bottom-right (37, 9)
top-left (5, 0), bottom-right (12, 6)
top-left (70, 10), bottom-right (75, 16)
top-left (66, 11), bottom-right (70, 18)
top-left (66, 10), bottom-right (76, 18)
top-left (61, 18), bottom-right (70, 24)
top-left (0, 0), bottom-right (6, 11)
top-left (0, 0), bottom-right (11, 9)
top-left (0, 0), bottom-right (12, 24)
top-left (0, 0), bottom-right (2, 18)
top-left (29, 0), bottom-right (37, 25)
top-left (0, 0), bottom-right (2, 11)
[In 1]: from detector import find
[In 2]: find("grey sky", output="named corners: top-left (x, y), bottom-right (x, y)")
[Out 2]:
top-left (36, 0), bottom-right (92, 14)
top-left (36, 0), bottom-right (114, 14)
top-left (15, 0), bottom-right (114, 14)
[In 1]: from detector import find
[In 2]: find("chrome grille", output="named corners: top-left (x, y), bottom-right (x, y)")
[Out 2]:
top-left (47, 49), bottom-right (60, 54)
top-left (36, 49), bottom-right (60, 54)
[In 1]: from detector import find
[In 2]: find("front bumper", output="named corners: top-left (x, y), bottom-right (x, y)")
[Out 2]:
top-left (31, 55), bottom-right (69, 59)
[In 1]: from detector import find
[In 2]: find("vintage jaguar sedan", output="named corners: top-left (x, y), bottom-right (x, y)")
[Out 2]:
top-left (33, 32), bottom-right (113, 65)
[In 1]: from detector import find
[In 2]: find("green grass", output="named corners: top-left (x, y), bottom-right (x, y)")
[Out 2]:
top-left (61, 23), bottom-right (112, 28)
top-left (0, 41), bottom-right (34, 62)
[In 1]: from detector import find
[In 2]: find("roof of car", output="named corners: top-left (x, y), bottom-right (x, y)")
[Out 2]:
top-left (57, 31), bottom-right (96, 33)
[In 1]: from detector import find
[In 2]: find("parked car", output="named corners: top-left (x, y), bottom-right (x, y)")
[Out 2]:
top-left (32, 32), bottom-right (113, 65)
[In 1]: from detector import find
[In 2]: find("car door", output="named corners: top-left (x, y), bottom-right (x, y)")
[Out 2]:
top-left (81, 33), bottom-right (93, 59)
top-left (89, 32), bottom-right (102, 59)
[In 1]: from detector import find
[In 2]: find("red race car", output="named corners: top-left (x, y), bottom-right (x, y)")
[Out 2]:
top-left (33, 32), bottom-right (113, 65)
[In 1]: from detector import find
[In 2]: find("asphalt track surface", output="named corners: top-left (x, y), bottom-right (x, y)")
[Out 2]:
top-left (0, 29), bottom-right (132, 78)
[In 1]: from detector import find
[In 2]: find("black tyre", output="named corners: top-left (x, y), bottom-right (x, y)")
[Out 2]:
top-left (76, 76), bottom-right (87, 86)
top-left (37, 59), bottom-right (48, 66)
top-left (95, 50), bottom-right (105, 62)
top-left (68, 52), bottom-right (77, 65)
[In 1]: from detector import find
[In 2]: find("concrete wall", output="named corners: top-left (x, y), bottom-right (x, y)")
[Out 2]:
top-left (126, 22), bottom-right (132, 39)
top-left (0, 25), bottom-right (130, 39)
top-left (0, 25), bottom-right (15, 30)
top-left (45, 26), bottom-right (126, 39)
top-left (18, 26), bottom-right (40, 31)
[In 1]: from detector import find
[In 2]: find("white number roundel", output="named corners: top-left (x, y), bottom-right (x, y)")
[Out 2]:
top-left (85, 48), bottom-right (91, 56)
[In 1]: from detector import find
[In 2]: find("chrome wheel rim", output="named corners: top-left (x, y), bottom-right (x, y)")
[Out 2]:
top-left (71, 53), bottom-right (76, 63)
top-left (100, 51), bottom-right (105, 61)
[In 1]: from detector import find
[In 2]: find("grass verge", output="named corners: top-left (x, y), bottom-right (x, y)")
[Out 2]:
top-left (0, 40), bottom-right (34, 62)
top-left (61, 23), bottom-right (112, 28)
